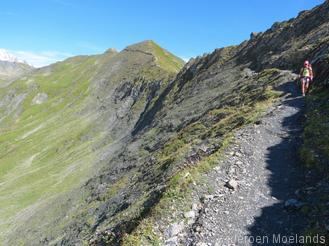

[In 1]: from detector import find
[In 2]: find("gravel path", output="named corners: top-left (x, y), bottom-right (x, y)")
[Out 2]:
top-left (185, 82), bottom-right (308, 246)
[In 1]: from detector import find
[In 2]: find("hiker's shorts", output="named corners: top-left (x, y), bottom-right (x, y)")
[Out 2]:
top-left (301, 76), bottom-right (311, 84)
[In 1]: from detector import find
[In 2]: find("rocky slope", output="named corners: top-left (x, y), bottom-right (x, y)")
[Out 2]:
top-left (1, 1), bottom-right (329, 246)
top-left (122, 1), bottom-right (329, 245)
top-left (184, 82), bottom-right (307, 246)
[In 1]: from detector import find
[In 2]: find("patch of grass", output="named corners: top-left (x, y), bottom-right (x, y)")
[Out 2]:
top-left (300, 90), bottom-right (329, 170)
top-left (299, 87), bottom-right (329, 242)
top-left (147, 40), bottom-right (185, 74)
top-left (121, 134), bottom-right (233, 245)
top-left (122, 220), bottom-right (161, 246)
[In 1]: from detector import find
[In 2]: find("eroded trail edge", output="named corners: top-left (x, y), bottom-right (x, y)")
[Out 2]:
top-left (183, 82), bottom-right (308, 246)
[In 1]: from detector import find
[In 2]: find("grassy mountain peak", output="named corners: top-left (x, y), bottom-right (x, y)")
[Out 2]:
top-left (124, 40), bottom-right (185, 73)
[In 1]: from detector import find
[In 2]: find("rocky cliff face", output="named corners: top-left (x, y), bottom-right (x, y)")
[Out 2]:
top-left (2, 1), bottom-right (329, 245)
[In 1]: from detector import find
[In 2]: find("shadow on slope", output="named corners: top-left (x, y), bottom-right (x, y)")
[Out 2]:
top-left (247, 82), bottom-right (313, 245)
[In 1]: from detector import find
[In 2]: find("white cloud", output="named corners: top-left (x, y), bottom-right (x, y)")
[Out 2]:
top-left (10, 50), bottom-right (72, 68)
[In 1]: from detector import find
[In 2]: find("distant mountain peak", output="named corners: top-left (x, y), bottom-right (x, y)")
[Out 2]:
top-left (0, 49), bottom-right (27, 64)
top-left (124, 40), bottom-right (158, 51)
top-left (0, 49), bottom-right (33, 81)
top-left (123, 40), bottom-right (185, 73)
top-left (105, 48), bottom-right (118, 54)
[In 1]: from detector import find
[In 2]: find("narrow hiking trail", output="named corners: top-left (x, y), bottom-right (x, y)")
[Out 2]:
top-left (184, 82), bottom-right (308, 246)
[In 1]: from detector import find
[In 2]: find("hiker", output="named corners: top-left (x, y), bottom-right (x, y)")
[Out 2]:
top-left (299, 60), bottom-right (313, 96)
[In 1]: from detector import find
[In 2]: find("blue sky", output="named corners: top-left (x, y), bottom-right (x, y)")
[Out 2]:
top-left (0, 0), bottom-right (324, 67)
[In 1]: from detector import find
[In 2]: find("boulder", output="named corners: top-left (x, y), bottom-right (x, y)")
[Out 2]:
top-left (32, 93), bottom-right (48, 105)
top-left (225, 179), bottom-right (238, 190)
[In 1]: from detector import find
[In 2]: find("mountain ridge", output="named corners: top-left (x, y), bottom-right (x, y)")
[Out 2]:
top-left (0, 40), bottom-right (184, 245)
top-left (0, 1), bottom-right (329, 245)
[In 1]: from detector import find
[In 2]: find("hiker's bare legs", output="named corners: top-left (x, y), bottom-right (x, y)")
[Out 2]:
top-left (305, 80), bottom-right (309, 93)
top-left (301, 78), bottom-right (306, 96)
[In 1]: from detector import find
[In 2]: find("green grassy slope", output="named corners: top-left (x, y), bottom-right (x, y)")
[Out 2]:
top-left (0, 41), bottom-right (184, 245)
top-left (142, 40), bottom-right (185, 73)
top-left (0, 55), bottom-right (101, 241)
